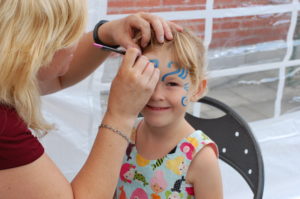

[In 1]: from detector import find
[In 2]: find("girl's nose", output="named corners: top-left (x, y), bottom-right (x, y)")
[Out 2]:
top-left (150, 83), bottom-right (165, 101)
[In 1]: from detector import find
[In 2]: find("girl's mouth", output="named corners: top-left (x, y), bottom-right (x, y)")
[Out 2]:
top-left (146, 105), bottom-right (170, 111)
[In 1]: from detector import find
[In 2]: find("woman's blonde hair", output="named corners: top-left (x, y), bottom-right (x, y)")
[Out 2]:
top-left (144, 29), bottom-right (206, 89)
top-left (0, 0), bottom-right (87, 135)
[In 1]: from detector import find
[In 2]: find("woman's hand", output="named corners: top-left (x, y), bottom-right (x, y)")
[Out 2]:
top-left (106, 48), bottom-right (159, 123)
top-left (98, 12), bottom-right (183, 51)
top-left (37, 13), bottom-right (181, 95)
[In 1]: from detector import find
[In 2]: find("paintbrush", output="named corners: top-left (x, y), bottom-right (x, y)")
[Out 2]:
top-left (93, 43), bottom-right (126, 55)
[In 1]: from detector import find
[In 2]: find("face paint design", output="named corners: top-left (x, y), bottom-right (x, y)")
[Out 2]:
top-left (160, 61), bottom-right (191, 107)
top-left (183, 83), bottom-right (189, 92)
top-left (181, 96), bottom-right (188, 106)
top-left (149, 58), bottom-right (190, 107)
top-left (181, 83), bottom-right (190, 107)
top-left (178, 68), bottom-right (188, 79)
top-left (161, 61), bottom-right (189, 81)
top-left (149, 59), bottom-right (159, 68)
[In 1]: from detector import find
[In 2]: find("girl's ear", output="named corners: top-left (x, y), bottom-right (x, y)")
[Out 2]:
top-left (190, 79), bottom-right (207, 102)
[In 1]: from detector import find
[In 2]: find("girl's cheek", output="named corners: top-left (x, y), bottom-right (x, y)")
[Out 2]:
top-left (181, 83), bottom-right (190, 107)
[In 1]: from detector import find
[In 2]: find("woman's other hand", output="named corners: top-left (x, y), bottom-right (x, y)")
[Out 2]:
top-left (106, 48), bottom-right (159, 123)
top-left (98, 12), bottom-right (183, 51)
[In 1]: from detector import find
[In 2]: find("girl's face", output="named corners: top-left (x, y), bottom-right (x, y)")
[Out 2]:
top-left (37, 43), bottom-right (77, 82)
top-left (141, 46), bottom-right (197, 128)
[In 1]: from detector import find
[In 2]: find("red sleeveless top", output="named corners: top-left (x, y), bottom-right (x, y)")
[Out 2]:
top-left (0, 105), bottom-right (44, 170)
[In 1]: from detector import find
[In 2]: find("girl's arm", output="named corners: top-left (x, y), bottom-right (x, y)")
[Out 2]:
top-left (187, 146), bottom-right (224, 199)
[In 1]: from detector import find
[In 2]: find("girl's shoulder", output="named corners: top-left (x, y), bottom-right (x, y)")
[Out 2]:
top-left (181, 130), bottom-right (219, 157)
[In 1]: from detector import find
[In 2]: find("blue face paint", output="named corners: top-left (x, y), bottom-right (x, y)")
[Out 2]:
top-left (162, 61), bottom-right (189, 81)
top-left (161, 68), bottom-right (181, 81)
top-left (182, 83), bottom-right (189, 106)
top-left (184, 83), bottom-right (189, 92)
top-left (167, 61), bottom-right (175, 68)
top-left (178, 68), bottom-right (188, 79)
top-left (181, 96), bottom-right (188, 107)
top-left (162, 68), bottom-right (188, 81)
top-left (149, 59), bottom-right (159, 68)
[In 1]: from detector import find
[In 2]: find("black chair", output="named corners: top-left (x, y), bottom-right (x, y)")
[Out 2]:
top-left (185, 96), bottom-right (264, 199)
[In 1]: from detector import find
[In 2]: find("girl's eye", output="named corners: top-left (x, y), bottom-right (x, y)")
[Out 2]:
top-left (166, 82), bottom-right (179, 86)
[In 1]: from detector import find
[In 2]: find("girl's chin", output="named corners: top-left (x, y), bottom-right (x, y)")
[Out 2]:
top-left (143, 118), bottom-right (170, 128)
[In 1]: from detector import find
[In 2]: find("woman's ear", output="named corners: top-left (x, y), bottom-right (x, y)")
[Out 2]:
top-left (190, 79), bottom-right (207, 102)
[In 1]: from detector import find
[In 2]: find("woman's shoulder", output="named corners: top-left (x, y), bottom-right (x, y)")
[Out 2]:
top-left (0, 104), bottom-right (44, 170)
top-left (0, 104), bottom-right (29, 136)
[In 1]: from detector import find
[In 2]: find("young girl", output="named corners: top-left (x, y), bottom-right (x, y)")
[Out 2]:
top-left (115, 29), bottom-right (223, 199)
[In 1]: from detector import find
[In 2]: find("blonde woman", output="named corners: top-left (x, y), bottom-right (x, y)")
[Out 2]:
top-left (0, 0), bottom-right (182, 198)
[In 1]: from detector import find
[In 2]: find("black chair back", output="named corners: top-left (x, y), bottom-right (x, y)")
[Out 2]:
top-left (185, 96), bottom-right (264, 199)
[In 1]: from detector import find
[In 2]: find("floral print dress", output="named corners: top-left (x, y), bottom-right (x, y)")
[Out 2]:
top-left (116, 123), bottom-right (218, 199)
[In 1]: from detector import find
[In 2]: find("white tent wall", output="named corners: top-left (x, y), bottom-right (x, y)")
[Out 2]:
top-left (40, 0), bottom-right (300, 198)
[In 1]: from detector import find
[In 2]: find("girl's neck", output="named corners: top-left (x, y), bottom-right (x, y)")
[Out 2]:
top-left (135, 118), bottom-right (195, 160)
top-left (141, 119), bottom-right (188, 140)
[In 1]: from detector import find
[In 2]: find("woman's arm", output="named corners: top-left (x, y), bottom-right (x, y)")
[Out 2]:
top-left (187, 146), bottom-right (223, 199)
top-left (0, 48), bottom-right (159, 199)
top-left (39, 13), bottom-right (182, 95)
top-left (71, 48), bottom-right (160, 198)
top-left (0, 115), bottom-right (134, 199)
top-left (0, 115), bottom-right (136, 199)
top-left (38, 32), bottom-right (110, 95)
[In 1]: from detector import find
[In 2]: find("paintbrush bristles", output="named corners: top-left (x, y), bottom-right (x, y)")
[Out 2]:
top-left (93, 43), bottom-right (126, 55)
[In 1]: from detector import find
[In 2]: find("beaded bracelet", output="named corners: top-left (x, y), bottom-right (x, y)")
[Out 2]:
top-left (99, 124), bottom-right (131, 144)
top-left (93, 20), bottom-right (120, 48)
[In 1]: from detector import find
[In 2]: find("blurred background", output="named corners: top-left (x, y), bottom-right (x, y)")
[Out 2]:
top-left (41, 0), bottom-right (300, 198)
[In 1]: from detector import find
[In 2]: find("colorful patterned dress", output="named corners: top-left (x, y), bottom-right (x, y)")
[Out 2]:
top-left (115, 121), bottom-right (218, 199)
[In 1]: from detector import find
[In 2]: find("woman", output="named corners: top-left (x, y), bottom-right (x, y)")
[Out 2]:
top-left (0, 0), bottom-right (182, 198)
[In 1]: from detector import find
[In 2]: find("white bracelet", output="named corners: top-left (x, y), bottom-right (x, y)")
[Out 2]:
top-left (99, 124), bottom-right (131, 144)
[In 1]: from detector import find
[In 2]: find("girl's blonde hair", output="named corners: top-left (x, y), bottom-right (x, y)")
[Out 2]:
top-left (172, 29), bottom-right (206, 88)
top-left (0, 0), bottom-right (87, 135)
top-left (145, 29), bottom-right (206, 89)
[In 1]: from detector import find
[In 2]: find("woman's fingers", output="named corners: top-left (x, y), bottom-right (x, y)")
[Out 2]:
top-left (132, 55), bottom-right (150, 75)
top-left (169, 21), bottom-right (183, 32)
top-left (107, 48), bottom-right (159, 119)
top-left (120, 48), bottom-right (141, 70)
top-left (101, 12), bottom-right (182, 50)
top-left (142, 62), bottom-right (160, 86)
top-left (160, 18), bottom-right (173, 41)
top-left (137, 12), bottom-right (183, 44)
top-left (137, 13), bottom-right (164, 45)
